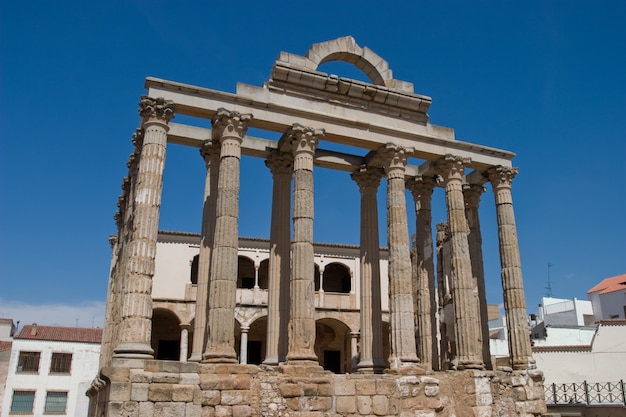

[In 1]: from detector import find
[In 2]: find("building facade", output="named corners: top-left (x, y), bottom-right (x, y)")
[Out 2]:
top-left (89, 37), bottom-right (546, 416)
top-left (1, 324), bottom-right (102, 417)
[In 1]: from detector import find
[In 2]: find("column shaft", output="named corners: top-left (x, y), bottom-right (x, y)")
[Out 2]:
top-left (351, 167), bottom-right (385, 372)
top-left (190, 141), bottom-right (219, 362)
top-left (263, 151), bottom-right (293, 365)
top-left (203, 109), bottom-right (252, 363)
top-left (488, 166), bottom-right (533, 370)
top-left (114, 96), bottom-right (173, 358)
top-left (436, 155), bottom-right (484, 370)
top-left (286, 125), bottom-right (322, 363)
top-left (407, 176), bottom-right (437, 371)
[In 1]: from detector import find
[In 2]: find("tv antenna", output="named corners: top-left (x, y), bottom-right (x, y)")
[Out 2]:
top-left (545, 262), bottom-right (554, 297)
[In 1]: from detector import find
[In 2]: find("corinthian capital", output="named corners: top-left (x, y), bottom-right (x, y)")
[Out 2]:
top-left (289, 123), bottom-right (324, 155)
top-left (374, 143), bottom-right (413, 179)
top-left (212, 108), bottom-right (253, 141)
top-left (265, 150), bottom-right (294, 177)
top-left (351, 165), bottom-right (383, 191)
top-left (463, 184), bottom-right (486, 208)
top-left (406, 175), bottom-right (436, 200)
top-left (435, 154), bottom-right (471, 183)
top-left (138, 95), bottom-right (175, 123)
top-left (487, 166), bottom-right (518, 189)
top-left (199, 139), bottom-right (220, 166)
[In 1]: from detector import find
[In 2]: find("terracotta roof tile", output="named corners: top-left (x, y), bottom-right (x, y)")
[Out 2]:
top-left (15, 325), bottom-right (102, 344)
top-left (587, 273), bottom-right (626, 295)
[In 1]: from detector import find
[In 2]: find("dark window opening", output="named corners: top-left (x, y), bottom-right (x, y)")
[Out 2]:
top-left (50, 352), bottom-right (72, 373)
top-left (45, 391), bottom-right (68, 413)
top-left (190, 255), bottom-right (199, 284)
top-left (247, 341), bottom-right (262, 365)
top-left (11, 391), bottom-right (35, 413)
top-left (157, 340), bottom-right (180, 361)
top-left (17, 351), bottom-right (40, 373)
top-left (323, 350), bottom-right (341, 373)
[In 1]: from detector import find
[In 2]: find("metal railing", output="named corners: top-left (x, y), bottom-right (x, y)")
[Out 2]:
top-left (545, 380), bottom-right (626, 405)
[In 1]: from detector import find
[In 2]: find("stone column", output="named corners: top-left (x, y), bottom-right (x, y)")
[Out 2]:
top-left (203, 109), bottom-right (252, 363)
top-left (114, 96), bottom-right (174, 358)
top-left (378, 144), bottom-right (419, 369)
top-left (436, 155), bottom-right (484, 370)
top-left (263, 151), bottom-right (293, 365)
top-left (435, 222), bottom-right (451, 370)
top-left (350, 332), bottom-right (359, 372)
top-left (488, 166), bottom-right (533, 370)
top-left (179, 324), bottom-right (190, 363)
top-left (189, 140), bottom-right (220, 362)
top-left (286, 124), bottom-right (323, 364)
top-left (351, 166), bottom-right (385, 373)
top-left (463, 183), bottom-right (492, 369)
top-left (240, 326), bottom-right (249, 364)
top-left (406, 176), bottom-right (437, 371)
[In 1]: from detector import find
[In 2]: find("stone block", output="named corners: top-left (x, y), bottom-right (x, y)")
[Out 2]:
top-left (355, 379), bottom-right (377, 395)
top-left (231, 405), bottom-right (252, 417)
top-left (424, 383), bottom-right (439, 397)
top-left (401, 411), bottom-right (435, 417)
top-left (513, 387), bottom-right (527, 401)
top-left (105, 365), bottom-right (130, 382)
top-left (181, 372), bottom-right (201, 385)
top-left (201, 374), bottom-right (251, 390)
top-left (356, 395), bottom-right (372, 414)
top-left (302, 383), bottom-right (318, 396)
top-left (173, 384), bottom-right (195, 402)
top-left (221, 389), bottom-right (250, 405)
top-left (284, 397), bottom-right (300, 411)
top-left (515, 399), bottom-right (547, 415)
top-left (130, 369), bottom-right (151, 383)
top-left (154, 401), bottom-right (186, 417)
top-left (109, 382), bottom-right (131, 401)
top-left (317, 382), bottom-right (333, 396)
top-left (148, 384), bottom-right (173, 402)
top-left (130, 383), bottom-right (149, 401)
top-left (108, 401), bottom-right (138, 417)
top-left (279, 382), bottom-right (303, 397)
top-left (202, 406), bottom-right (216, 417)
top-left (372, 394), bottom-right (389, 416)
top-left (336, 395), bottom-right (357, 413)
top-left (334, 378), bottom-right (356, 395)
top-left (524, 385), bottom-right (544, 401)
top-left (376, 378), bottom-right (397, 395)
top-left (215, 405), bottom-right (233, 417)
top-left (307, 396), bottom-right (332, 411)
top-left (201, 390), bottom-right (221, 406)
top-left (472, 405), bottom-right (493, 417)
top-left (186, 403), bottom-right (202, 417)
top-left (152, 371), bottom-right (181, 384)
top-left (138, 401), bottom-right (154, 417)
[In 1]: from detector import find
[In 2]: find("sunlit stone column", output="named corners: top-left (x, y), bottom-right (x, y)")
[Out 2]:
top-left (488, 166), bottom-right (533, 370)
top-left (263, 150), bottom-right (293, 365)
top-left (203, 109), bottom-right (252, 363)
top-left (463, 183), bottom-right (492, 369)
top-left (350, 332), bottom-right (359, 372)
top-left (114, 96), bottom-right (173, 358)
top-left (436, 155), bottom-right (484, 370)
top-left (406, 176), bottom-right (437, 371)
top-left (240, 326), bottom-right (249, 364)
top-left (286, 124), bottom-right (323, 364)
top-left (378, 144), bottom-right (419, 369)
top-left (351, 166), bottom-right (385, 373)
top-left (179, 324), bottom-right (190, 362)
top-left (189, 140), bottom-right (220, 362)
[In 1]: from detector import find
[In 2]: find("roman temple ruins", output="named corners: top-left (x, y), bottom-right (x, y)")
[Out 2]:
top-left (88, 37), bottom-right (547, 416)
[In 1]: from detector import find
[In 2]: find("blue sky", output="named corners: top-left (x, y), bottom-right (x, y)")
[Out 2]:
top-left (1, 1), bottom-right (624, 327)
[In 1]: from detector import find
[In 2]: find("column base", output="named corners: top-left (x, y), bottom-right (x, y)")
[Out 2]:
top-left (113, 342), bottom-right (154, 359)
top-left (202, 346), bottom-right (238, 364)
top-left (188, 353), bottom-right (203, 362)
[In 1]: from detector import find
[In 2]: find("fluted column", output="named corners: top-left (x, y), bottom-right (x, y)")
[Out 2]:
top-left (436, 155), bottom-right (484, 370)
top-left (406, 176), bottom-right (437, 371)
top-left (286, 124), bottom-right (323, 364)
top-left (189, 140), bottom-right (220, 362)
top-left (463, 183), bottom-right (492, 369)
top-left (351, 166), bottom-right (385, 373)
top-left (488, 166), bottom-right (533, 370)
top-left (378, 144), bottom-right (419, 369)
top-left (203, 109), bottom-right (252, 363)
top-left (263, 151), bottom-right (293, 365)
top-left (114, 96), bottom-right (174, 358)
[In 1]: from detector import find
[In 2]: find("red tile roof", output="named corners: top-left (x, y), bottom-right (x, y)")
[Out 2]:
top-left (15, 324), bottom-right (102, 344)
top-left (587, 273), bottom-right (626, 295)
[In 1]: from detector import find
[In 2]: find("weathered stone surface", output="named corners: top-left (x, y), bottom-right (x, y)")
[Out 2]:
top-left (336, 395), bottom-right (357, 413)
top-left (148, 384), bottom-right (173, 402)
top-left (131, 383), bottom-right (149, 401)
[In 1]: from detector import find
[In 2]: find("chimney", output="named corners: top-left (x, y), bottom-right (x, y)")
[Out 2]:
top-left (30, 323), bottom-right (37, 336)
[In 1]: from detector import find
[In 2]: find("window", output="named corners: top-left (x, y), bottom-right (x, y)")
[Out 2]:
top-left (10, 390), bottom-right (35, 413)
top-left (17, 351), bottom-right (40, 373)
top-left (50, 353), bottom-right (72, 373)
top-left (44, 391), bottom-right (68, 413)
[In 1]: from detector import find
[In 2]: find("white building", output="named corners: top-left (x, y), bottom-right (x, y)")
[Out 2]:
top-left (1, 324), bottom-right (102, 417)
top-left (587, 273), bottom-right (626, 322)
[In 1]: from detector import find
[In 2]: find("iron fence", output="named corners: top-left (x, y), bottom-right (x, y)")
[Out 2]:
top-left (545, 380), bottom-right (626, 405)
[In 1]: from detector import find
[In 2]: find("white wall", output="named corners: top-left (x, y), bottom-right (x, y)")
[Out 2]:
top-left (1, 339), bottom-right (100, 417)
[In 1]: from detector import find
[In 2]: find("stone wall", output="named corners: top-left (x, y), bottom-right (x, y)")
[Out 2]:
top-left (91, 360), bottom-right (547, 417)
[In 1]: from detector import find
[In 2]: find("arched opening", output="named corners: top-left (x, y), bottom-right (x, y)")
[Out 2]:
top-left (151, 309), bottom-right (181, 361)
top-left (322, 262), bottom-right (351, 293)
top-left (234, 316), bottom-right (267, 365)
top-left (258, 259), bottom-right (269, 289)
top-left (237, 256), bottom-right (255, 289)
top-left (315, 318), bottom-right (352, 373)
top-left (190, 254), bottom-right (199, 284)
top-left (313, 264), bottom-right (321, 291)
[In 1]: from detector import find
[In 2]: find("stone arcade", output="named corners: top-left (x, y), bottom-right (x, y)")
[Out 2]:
top-left (88, 37), bottom-right (547, 416)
